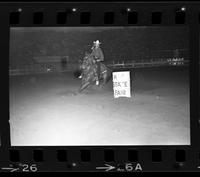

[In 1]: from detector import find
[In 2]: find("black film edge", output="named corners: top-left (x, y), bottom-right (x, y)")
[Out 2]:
top-left (0, 2), bottom-right (200, 172)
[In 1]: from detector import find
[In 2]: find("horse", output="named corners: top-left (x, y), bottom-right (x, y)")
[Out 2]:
top-left (78, 53), bottom-right (112, 92)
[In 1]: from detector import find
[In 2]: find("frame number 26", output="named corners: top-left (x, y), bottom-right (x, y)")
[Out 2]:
top-left (21, 164), bottom-right (38, 172)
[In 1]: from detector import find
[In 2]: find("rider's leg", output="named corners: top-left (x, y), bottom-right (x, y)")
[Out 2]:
top-left (98, 62), bottom-right (101, 79)
top-left (96, 62), bottom-right (100, 85)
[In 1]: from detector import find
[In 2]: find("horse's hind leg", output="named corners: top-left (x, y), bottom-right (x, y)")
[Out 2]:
top-left (99, 74), bottom-right (107, 88)
top-left (103, 71), bottom-right (111, 84)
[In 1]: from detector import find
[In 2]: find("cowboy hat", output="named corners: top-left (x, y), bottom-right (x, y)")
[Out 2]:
top-left (93, 40), bottom-right (101, 45)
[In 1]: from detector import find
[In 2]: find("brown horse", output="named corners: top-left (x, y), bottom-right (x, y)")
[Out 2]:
top-left (79, 53), bottom-right (111, 92)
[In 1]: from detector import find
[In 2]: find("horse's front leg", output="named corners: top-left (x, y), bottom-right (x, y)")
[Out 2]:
top-left (79, 73), bottom-right (90, 92)
top-left (79, 81), bottom-right (90, 92)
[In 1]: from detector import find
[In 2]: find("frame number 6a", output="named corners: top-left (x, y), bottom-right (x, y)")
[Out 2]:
top-left (125, 163), bottom-right (143, 172)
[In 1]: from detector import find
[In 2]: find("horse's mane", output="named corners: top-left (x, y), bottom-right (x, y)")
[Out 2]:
top-left (83, 53), bottom-right (95, 66)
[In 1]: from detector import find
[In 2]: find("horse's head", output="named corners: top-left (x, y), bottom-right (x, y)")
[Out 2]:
top-left (80, 54), bottom-right (88, 70)
top-left (80, 52), bottom-right (94, 71)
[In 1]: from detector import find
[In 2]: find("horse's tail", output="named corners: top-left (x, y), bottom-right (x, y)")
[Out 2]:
top-left (106, 68), bottom-right (112, 84)
top-left (100, 64), bottom-right (112, 84)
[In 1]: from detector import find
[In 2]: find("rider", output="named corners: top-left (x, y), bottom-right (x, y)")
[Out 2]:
top-left (90, 40), bottom-right (104, 85)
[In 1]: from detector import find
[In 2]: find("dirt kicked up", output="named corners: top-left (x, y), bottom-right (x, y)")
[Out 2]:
top-left (9, 66), bottom-right (190, 146)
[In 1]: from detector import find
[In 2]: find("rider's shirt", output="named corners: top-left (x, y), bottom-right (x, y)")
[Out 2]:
top-left (91, 47), bottom-right (104, 62)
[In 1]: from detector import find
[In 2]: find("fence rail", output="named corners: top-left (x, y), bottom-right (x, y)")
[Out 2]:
top-left (10, 48), bottom-right (190, 76)
top-left (107, 59), bottom-right (189, 69)
top-left (9, 59), bottom-right (190, 76)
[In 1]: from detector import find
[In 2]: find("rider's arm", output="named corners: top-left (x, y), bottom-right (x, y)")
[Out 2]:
top-left (97, 48), bottom-right (104, 62)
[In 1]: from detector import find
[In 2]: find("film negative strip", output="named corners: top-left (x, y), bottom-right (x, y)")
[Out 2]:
top-left (0, 1), bottom-right (199, 172)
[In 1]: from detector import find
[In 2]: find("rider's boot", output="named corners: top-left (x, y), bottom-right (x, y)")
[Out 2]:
top-left (96, 80), bottom-right (99, 85)
top-left (96, 74), bottom-right (99, 85)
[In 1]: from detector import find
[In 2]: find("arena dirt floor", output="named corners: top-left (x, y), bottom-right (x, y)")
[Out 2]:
top-left (9, 66), bottom-right (190, 146)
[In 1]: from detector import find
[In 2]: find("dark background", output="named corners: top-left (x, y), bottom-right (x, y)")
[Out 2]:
top-left (9, 27), bottom-right (188, 69)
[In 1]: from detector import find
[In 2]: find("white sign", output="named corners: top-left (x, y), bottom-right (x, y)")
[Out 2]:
top-left (112, 71), bottom-right (131, 98)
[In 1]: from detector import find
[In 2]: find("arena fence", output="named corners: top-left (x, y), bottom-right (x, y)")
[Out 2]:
top-left (9, 58), bottom-right (190, 76)
top-left (9, 49), bottom-right (189, 76)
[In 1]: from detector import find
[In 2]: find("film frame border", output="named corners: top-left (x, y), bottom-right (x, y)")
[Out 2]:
top-left (0, 1), bottom-right (199, 172)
